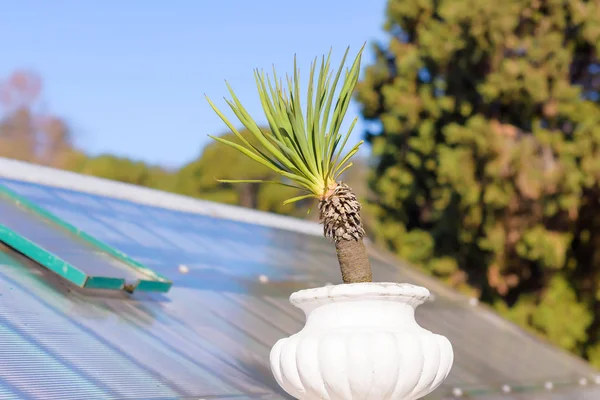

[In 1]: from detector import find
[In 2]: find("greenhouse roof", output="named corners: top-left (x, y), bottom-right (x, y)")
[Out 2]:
top-left (0, 156), bottom-right (598, 399)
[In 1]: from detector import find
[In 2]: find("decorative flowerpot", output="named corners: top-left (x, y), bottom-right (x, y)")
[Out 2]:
top-left (270, 282), bottom-right (454, 400)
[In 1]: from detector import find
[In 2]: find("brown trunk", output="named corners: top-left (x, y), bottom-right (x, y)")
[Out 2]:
top-left (239, 182), bottom-right (260, 209)
top-left (335, 238), bottom-right (372, 283)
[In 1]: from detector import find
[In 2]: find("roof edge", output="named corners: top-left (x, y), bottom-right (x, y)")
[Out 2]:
top-left (0, 157), bottom-right (323, 237)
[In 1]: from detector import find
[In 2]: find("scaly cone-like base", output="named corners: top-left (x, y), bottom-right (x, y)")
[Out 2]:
top-left (319, 182), bottom-right (372, 283)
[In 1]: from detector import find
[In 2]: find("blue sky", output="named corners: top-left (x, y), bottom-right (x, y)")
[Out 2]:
top-left (1, 1), bottom-right (388, 168)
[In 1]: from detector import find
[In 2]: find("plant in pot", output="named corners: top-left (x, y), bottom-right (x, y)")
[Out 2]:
top-left (206, 46), bottom-right (454, 400)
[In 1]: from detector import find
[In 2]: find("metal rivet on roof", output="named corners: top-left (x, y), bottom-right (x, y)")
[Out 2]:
top-left (178, 265), bottom-right (189, 274)
top-left (469, 297), bottom-right (479, 307)
top-left (452, 387), bottom-right (463, 397)
top-left (544, 381), bottom-right (554, 390)
top-left (259, 275), bottom-right (269, 283)
top-left (501, 384), bottom-right (511, 393)
top-left (579, 377), bottom-right (588, 386)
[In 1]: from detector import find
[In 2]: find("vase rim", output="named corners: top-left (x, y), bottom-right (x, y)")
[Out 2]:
top-left (289, 282), bottom-right (431, 306)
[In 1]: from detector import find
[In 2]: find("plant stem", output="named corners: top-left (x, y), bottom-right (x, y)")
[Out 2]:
top-left (335, 238), bottom-right (372, 283)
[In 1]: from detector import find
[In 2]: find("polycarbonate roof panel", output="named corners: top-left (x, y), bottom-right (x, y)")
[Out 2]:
top-left (0, 193), bottom-right (150, 281)
top-left (0, 179), bottom-right (324, 284)
top-left (0, 184), bottom-right (170, 292)
top-left (0, 177), bottom-right (599, 399)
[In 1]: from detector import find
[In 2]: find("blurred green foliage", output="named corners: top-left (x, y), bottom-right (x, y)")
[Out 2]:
top-left (355, 0), bottom-right (600, 365)
top-left (61, 129), bottom-right (315, 218)
top-left (173, 128), bottom-right (312, 216)
top-left (68, 153), bottom-right (177, 191)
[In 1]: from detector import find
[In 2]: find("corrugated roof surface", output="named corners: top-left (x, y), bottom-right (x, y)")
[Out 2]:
top-left (0, 174), bottom-right (598, 399)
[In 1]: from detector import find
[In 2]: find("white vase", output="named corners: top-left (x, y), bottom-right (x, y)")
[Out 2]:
top-left (270, 282), bottom-right (454, 400)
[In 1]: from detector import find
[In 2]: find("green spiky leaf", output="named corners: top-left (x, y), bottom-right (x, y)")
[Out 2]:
top-left (282, 194), bottom-right (319, 205)
top-left (206, 45), bottom-right (365, 203)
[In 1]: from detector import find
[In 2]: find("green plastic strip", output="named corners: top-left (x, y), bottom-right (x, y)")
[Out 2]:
top-left (0, 183), bottom-right (172, 293)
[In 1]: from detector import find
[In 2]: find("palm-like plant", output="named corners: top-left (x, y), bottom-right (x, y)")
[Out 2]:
top-left (205, 46), bottom-right (371, 283)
